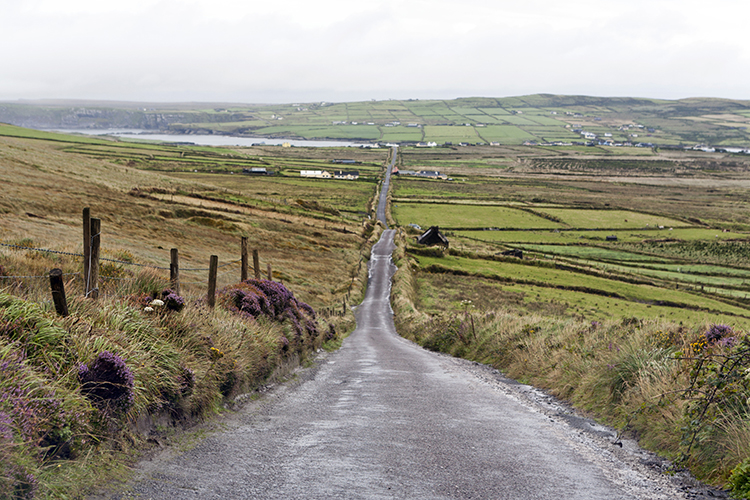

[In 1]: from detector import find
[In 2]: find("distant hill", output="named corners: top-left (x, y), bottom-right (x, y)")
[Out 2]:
top-left (2, 95), bottom-right (750, 147)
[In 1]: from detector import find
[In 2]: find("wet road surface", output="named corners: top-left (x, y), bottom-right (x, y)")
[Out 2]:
top-left (100, 230), bottom-right (695, 499)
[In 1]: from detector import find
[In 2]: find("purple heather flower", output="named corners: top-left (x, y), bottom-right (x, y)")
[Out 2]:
top-left (706, 324), bottom-right (734, 344)
top-left (0, 411), bottom-right (13, 440)
top-left (161, 289), bottom-right (185, 312)
top-left (718, 336), bottom-right (737, 348)
top-left (79, 351), bottom-right (135, 412)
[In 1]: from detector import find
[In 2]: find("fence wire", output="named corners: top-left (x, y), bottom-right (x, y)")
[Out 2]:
top-left (2, 241), bottom-right (241, 273)
top-left (0, 242), bottom-right (84, 258)
top-left (2, 239), bottom-right (271, 306)
top-left (0, 272), bottom-right (80, 280)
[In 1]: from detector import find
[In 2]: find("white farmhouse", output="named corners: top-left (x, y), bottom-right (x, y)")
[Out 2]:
top-left (300, 170), bottom-right (332, 179)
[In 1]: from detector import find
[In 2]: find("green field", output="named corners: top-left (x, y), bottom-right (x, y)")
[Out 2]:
top-left (394, 202), bottom-right (701, 231)
top-left (477, 125), bottom-right (539, 142)
top-left (516, 244), bottom-right (671, 263)
top-left (455, 227), bottom-right (749, 244)
top-left (414, 272), bottom-right (750, 329)
top-left (422, 125), bottom-right (482, 144)
top-left (531, 208), bottom-right (689, 229)
top-left (414, 254), bottom-right (750, 318)
top-left (393, 141), bottom-right (750, 340)
top-left (6, 94), bottom-right (750, 146)
top-left (393, 203), bottom-right (561, 229)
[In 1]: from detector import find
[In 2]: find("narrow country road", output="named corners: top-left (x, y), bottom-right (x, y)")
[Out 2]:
top-left (376, 146), bottom-right (396, 225)
top-left (99, 152), bottom-right (705, 499)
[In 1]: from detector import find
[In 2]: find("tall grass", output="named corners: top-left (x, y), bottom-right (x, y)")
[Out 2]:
top-left (0, 251), bottom-right (353, 499)
top-left (390, 230), bottom-right (750, 494)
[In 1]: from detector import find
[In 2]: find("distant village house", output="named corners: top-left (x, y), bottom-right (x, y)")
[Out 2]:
top-left (243, 167), bottom-right (269, 175)
top-left (300, 170), bottom-right (332, 179)
top-left (334, 170), bottom-right (359, 180)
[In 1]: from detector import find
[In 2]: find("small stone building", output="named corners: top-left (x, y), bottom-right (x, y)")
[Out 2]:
top-left (417, 226), bottom-right (449, 248)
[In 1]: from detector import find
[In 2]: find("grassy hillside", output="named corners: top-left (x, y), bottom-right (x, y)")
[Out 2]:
top-left (0, 125), bottom-right (386, 498)
top-left (3, 94), bottom-right (750, 146)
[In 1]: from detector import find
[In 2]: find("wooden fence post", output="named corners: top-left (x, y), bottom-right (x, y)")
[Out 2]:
top-left (49, 268), bottom-right (68, 317)
top-left (241, 237), bottom-right (248, 282)
top-left (88, 218), bottom-right (101, 299)
top-left (253, 249), bottom-right (261, 280)
top-left (83, 207), bottom-right (91, 296)
top-left (342, 297), bottom-right (346, 316)
top-left (267, 263), bottom-right (272, 281)
top-left (170, 248), bottom-right (180, 295)
top-left (207, 255), bottom-right (218, 308)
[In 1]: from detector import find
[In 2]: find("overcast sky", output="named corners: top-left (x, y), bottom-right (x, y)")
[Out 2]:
top-left (2, 0), bottom-right (749, 104)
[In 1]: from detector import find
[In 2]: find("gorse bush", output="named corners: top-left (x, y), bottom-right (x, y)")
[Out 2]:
top-left (678, 324), bottom-right (750, 482)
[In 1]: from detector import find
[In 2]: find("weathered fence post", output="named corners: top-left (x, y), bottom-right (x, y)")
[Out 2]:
top-left (88, 218), bottom-right (101, 299)
top-left (342, 297), bottom-right (346, 316)
top-left (170, 248), bottom-right (180, 295)
top-left (267, 262), bottom-right (272, 281)
top-left (83, 207), bottom-right (91, 296)
top-left (207, 255), bottom-right (218, 308)
top-left (241, 237), bottom-right (248, 282)
top-left (49, 268), bottom-right (68, 317)
top-left (253, 249), bottom-right (261, 280)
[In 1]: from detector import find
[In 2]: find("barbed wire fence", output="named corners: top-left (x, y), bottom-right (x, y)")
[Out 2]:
top-left (0, 207), bottom-right (278, 317)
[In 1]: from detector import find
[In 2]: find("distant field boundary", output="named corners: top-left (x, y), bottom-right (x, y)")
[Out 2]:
top-left (418, 261), bottom-right (750, 319)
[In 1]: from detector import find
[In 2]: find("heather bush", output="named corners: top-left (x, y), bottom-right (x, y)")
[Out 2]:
top-left (78, 351), bottom-right (135, 415)
top-left (0, 460), bottom-right (37, 500)
top-left (0, 264), bottom-right (325, 497)
top-left (219, 279), bottom-right (318, 339)
top-left (161, 289), bottom-right (185, 312)
top-left (0, 340), bottom-right (90, 497)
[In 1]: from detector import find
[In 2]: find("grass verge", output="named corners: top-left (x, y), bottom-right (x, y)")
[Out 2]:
top-left (390, 229), bottom-right (750, 496)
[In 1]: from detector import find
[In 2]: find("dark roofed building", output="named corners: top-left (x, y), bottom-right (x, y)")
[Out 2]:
top-left (333, 170), bottom-right (359, 180)
top-left (417, 226), bottom-right (449, 247)
top-left (243, 167), bottom-right (269, 175)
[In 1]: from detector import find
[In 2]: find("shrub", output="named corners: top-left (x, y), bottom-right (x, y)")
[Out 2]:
top-left (1, 351), bottom-right (70, 443)
top-left (161, 289), bottom-right (185, 312)
top-left (730, 458), bottom-right (750, 499)
top-left (219, 279), bottom-right (317, 338)
top-left (78, 351), bottom-right (135, 414)
top-left (681, 329), bottom-right (750, 472)
top-left (705, 324), bottom-right (735, 346)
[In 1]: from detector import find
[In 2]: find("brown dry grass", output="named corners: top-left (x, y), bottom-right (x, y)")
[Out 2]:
top-left (0, 134), bottom-right (374, 309)
top-left (0, 130), bottom-right (380, 497)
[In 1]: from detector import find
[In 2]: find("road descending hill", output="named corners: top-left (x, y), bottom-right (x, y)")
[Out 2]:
top-left (92, 227), bottom-right (717, 500)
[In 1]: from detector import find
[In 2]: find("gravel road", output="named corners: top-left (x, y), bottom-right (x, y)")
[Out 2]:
top-left (94, 230), bottom-right (727, 499)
